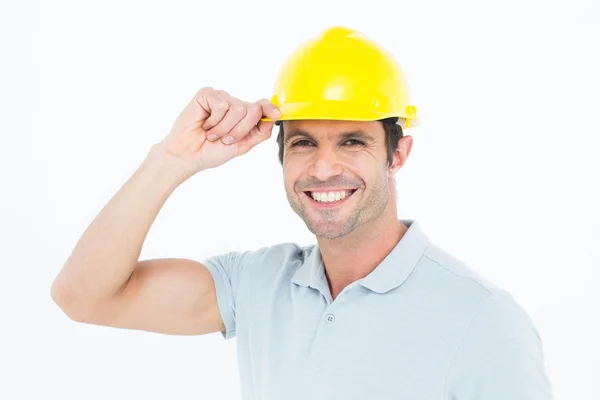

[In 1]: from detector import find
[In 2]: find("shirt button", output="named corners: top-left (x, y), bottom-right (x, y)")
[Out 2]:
top-left (325, 314), bottom-right (335, 323)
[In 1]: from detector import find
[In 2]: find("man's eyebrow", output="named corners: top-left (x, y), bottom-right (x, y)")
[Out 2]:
top-left (339, 131), bottom-right (375, 142)
top-left (284, 129), bottom-right (314, 144)
top-left (284, 129), bottom-right (375, 144)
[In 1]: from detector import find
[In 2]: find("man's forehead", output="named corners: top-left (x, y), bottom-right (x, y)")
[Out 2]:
top-left (283, 119), bottom-right (382, 140)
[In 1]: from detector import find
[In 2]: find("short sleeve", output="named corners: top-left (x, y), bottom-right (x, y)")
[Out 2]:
top-left (443, 290), bottom-right (554, 399)
top-left (202, 249), bottom-right (257, 340)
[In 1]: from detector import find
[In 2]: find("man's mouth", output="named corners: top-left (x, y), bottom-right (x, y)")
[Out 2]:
top-left (303, 189), bottom-right (358, 207)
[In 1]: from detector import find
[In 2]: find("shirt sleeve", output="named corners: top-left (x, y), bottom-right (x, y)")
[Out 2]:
top-left (443, 289), bottom-right (554, 399)
top-left (202, 249), bottom-right (257, 340)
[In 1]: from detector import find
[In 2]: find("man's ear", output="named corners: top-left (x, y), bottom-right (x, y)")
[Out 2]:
top-left (388, 135), bottom-right (413, 177)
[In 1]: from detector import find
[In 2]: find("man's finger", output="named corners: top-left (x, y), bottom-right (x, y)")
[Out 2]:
top-left (236, 123), bottom-right (275, 156)
top-left (224, 102), bottom-right (263, 142)
top-left (200, 91), bottom-right (231, 131)
top-left (255, 119), bottom-right (276, 136)
top-left (256, 98), bottom-right (282, 121)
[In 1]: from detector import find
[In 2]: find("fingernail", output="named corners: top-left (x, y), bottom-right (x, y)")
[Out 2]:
top-left (207, 134), bottom-right (218, 141)
top-left (222, 136), bottom-right (234, 144)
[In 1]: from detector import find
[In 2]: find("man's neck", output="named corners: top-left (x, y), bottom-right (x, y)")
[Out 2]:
top-left (317, 212), bottom-right (408, 300)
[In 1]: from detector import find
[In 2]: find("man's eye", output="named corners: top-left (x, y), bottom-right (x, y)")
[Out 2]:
top-left (344, 139), bottom-right (364, 146)
top-left (290, 139), bottom-right (364, 147)
top-left (291, 140), bottom-right (313, 147)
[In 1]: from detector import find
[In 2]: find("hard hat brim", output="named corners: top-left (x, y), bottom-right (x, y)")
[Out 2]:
top-left (260, 99), bottom-right (420, 128)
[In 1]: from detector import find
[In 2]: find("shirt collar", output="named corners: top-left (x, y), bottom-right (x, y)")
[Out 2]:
top-left (292, 219), bottom-right (429, 294)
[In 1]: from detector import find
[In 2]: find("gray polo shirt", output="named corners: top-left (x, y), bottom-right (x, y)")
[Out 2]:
top-left (203, 219), bottom-right (553, 399)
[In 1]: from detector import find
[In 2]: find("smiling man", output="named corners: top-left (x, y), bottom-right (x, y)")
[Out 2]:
top-left (280, 118), bottom-right (412, 301)
top-left (51, 26), bottom-right (554, 399)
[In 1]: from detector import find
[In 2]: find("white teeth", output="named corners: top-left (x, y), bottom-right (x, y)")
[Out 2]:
top-left (309, 190), bottom-right (354, 203)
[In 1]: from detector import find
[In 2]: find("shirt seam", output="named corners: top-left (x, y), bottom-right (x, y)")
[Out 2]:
top-left (441, 289), bottom-right (502, 399)
top-left (422, 253), bottom-right (492, 293)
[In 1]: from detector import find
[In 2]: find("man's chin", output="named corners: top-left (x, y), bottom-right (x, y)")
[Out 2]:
top-left (304, 218), bottom-right (352, 240)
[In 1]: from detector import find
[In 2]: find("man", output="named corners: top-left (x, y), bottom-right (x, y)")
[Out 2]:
top-left (51, 27), bottom-right (553, 399)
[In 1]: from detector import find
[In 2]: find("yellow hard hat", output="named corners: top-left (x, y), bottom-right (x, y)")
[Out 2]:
top-left (262, 26), bottom-right (420, 129)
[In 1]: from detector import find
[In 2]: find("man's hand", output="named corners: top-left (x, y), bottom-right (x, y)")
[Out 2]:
top-left (156, 87), bottom-right (281, 177)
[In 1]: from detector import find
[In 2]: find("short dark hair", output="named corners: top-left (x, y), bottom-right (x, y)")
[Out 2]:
top-left (275, 117), bottom-right (404, 167)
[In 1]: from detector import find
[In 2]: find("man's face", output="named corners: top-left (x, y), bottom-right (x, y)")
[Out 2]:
top-left (282, 119), bottom-right (395, 239)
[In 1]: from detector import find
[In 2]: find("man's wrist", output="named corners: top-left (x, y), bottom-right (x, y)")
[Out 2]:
top-left (142, 144), bottom-right (197, 189)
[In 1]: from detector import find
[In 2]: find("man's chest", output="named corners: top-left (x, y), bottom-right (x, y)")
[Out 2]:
top-left (236, 283), bottom-right (463, 399)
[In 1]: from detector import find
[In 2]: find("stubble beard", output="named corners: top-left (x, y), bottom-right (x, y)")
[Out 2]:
top-left (287, 171), bottom-right (390, 240)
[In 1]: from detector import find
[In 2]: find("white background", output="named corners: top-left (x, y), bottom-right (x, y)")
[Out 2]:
top-left (1, 0), bottom-right (599, 398)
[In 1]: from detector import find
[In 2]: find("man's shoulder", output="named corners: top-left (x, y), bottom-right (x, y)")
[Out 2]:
top-left (419, 241), bottom-right (501, 296)
top-left (412, 242), bottom-right (507, 320)
top-left (210, 241), bottom-right (314, 273)
top-left (416, 243), bottom-right (540, 350)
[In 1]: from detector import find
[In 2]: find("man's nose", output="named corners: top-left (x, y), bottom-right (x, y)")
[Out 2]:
top-left (308, 147), bottom-right (344, 181)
